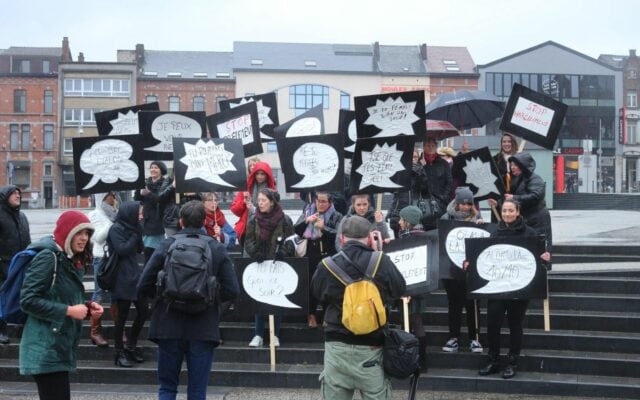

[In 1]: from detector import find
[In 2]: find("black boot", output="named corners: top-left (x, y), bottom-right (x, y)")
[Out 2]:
top-left (418, 336), bottom-right (428, 373)
top-left (0, 320), bottom-right (9, 345)
top-left (502, 354), bottom-right (518, 379)
top-left (114, 350), bottom-right (133, 368)
top-left (479, 354), bottom-right (500, 376)
top-left (124, 345), bottom-right (144, 363)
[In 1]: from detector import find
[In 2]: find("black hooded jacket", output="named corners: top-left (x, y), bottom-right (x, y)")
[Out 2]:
top-left (0, 185), bottom-right (31, 280)
top-left (108, 201), bottom-right (144, 301)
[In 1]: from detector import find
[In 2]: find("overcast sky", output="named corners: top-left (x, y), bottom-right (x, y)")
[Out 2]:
top-left (2, 0), bottom-right (637, 65)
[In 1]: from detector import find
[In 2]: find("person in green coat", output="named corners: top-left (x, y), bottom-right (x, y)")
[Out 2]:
top-left (19, 210), bottom-right (104, 400)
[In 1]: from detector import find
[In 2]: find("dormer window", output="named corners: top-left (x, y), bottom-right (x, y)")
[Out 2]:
top-left (216, 72), bottom-right (231, 78)
top-left (250, 59), bottom-right (263, 66)
top-left (304, 60), bottom-right (317, 67)
top-left (167, 72), bottom-right (182, 77)
top-left (193, 72), bottom-right (208, 78)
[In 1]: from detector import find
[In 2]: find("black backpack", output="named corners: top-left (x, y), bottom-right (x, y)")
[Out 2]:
top-left (382, 326), bottom-right (420, 379)
top-left (157, 233), bottom-right (219, 314)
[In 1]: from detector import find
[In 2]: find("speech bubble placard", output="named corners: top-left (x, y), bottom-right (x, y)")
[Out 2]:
top-left (234, 257), bottom-right (309, 316)
top-left (172, 138), bottom-right (247, 193)
top-left (72, 135), bottom-right (144, 195)
top-left (385, 232), bottom-right (439, 296)
top-left (339, 109), bottom-right (357, 156)
top-left (354, 90), bottom-right (426, 140)
top-left (272, 104), bottom-right (324, 139)
top-left (139, 111), bottom-right (207, 160)
top-left (451, 147), bottom-right (506, 201)
top-left (438, 219), bottom-right (494, 280)
top-left (95, 102), bottom-right (160, 136)
top-left (465, 236), bottom-right (547, 299)
top-left (276, 134), bottom-right (344, 193)
top-left (219, 92), bottom-right (279, 141)
top-left (207, 102), bottom-right (262, 157)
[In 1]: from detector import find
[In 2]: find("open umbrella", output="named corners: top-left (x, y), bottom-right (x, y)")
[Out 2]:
top-left (425, 90), bottom-right (504, 131)
top-left (426, 119), bottom-right (459, 140)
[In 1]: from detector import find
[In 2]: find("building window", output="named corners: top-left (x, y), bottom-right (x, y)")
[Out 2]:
top-left (627, 90), bottom-right (637, 108)
top-left (44, 90), bottom-right (53, 113)
top-left (12, 59), bottom-right (30, 73)
top-left (14, 90), bottom-right (26, 113)
top-left (628, 123), bottom-right (638, 144)
top-left (145, 95), bottom-right (157, 104)
top-left (629, 70), bottom-right (637, 79)
top-left (63, 138), bottom-right (73, 154)
top-left (289, 84), bottom-right (329, 116)
top-left (63, 78), bottom-right (130, 97)
top-left (340, 91), bottom-right (350, 110)
top-left (43, 124), bottom-right (54, 150)
top-left (43, 60), bottom-right (50, 73)
top-left (63, 108), bottom-right (100, 126)
top-left (10, 124), bottom-right (19, 150)
top-left (12, 165), bottom-right (30, 190)
top-left (216, 96), bottom-right (227, 112)
top-left (193, 96), bottom-right (205, 112)
top-left (21, 124), bottom-right (31, 151)
top-left (169, 96), bottom-right (180, 111)
top-left (44, 163), bottom-right (52, 176)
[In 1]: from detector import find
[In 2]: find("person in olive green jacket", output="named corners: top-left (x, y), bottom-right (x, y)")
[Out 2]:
top-left (19, 210), bottom-right (104, 400)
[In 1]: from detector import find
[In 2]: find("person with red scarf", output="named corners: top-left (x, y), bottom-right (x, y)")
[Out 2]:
top-left (244, 188), bottom-right (294, 347)
top-left (412, 137), bottom-right (452, 230)
top-left (230, 161), bottom-right (276, 249)
top-left (202, 192), bottom-right (237, 251)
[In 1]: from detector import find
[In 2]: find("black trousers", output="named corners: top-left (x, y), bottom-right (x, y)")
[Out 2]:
top-left (442, 279), bottom-right (479, 340)
top-left (114, 298), bottom-right (149, 350)
top-left (486, 299), bottom-right (529, 359)
top-left (33, 371), bottom-right (70, 400)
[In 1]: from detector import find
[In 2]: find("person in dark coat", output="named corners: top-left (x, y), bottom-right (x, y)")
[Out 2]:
top-left (19, 210), bottom-right (103, 400)
top-left (413, 137), bottom-right (452, 230)
top-left (294, 191), bottom-right (343, 328)
top-left (108, 201), bottom-right (146, 367)
top-left (311, 216), bottom-right (406, 399)
top-left (386, 149), bottom-right (422, 238)
top-left (492, 133), bottom-right (519, 193)
top-left (137, 200), bottom-right (239, 400)
top-left (0, 184), bottom-right (31, 344)
top-left (335, 194), bottom-right (390, 252)
top-left (134, 160), bottom-right (168, 262)
top-left (477, 199), bottom-right (551, 379)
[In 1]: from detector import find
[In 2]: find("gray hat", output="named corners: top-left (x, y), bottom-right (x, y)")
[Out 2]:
top-left (455, 186), bottom-right (474, 204)
top-left (399, 205), bottom-right (422, 226)
top-left (341, 216), bottom-right (371, 239)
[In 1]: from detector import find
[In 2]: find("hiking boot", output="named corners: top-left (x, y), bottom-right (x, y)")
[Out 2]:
top-left (248, 335), bottom-right (263, 347)
top-left (442, 338), bottom-right (459, 352)
top-left (470, 340), bottom-right (483, 353)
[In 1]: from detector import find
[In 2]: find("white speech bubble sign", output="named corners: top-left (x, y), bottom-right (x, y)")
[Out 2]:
top-left (79, 139), bottom-right (139, 190)
top-left (180, 140), bottom-right (237, 187)
top-left (356, 142), bottom-right (404, 190)
top-left (364, 97), bottom-right (419, 137)
top-left (345, 119), bottom-right (357, 152)
top-left (109, 110), bottom-right (140, 135)
top-left (291, 142), bottom-right (339, 188)
top-left (287, 117), bottom-right (322, 137)
top-left (216, 113), bottom-right (255, 145)
top-left (242, 260), bottom-right (301, 308)
top-left (463, 157), bottom-right (501, 198)
top-left (446, 227), bottom-right (491, 268)
top-left (473, 244), bottom-right (537, 294)
top-left (511, 97), bottom-right (554, 137)
top-left (146, 114), bottom-right (202, 152)
top-left (387, 245), bottom-right (427, 286)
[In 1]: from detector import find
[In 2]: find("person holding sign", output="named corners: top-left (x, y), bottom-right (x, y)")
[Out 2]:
top-left (294, 191), bottom-right (344, 328)
top-left (134, 161), bottom-right (169, 263)
top-left (477, 199), bottom-right (551, 379)
top-left (230, 161), bottom-right (276, 250)
top-left (244, 188), bottom-right (295, 347)
top-left (492, 133), bottom-right (519, 193)
top-left (440, 187), bottom-right (484, 354)
top-left (202, 192), bottom-right (237, 251)
top-left (413, 138), bottom-right (452, 230)
top-left (397, 205), bottom-right (429, 372)
top-left (335, 194), bottom-right (389, 252)
top-left (311, 216), bottom-right (406, 400)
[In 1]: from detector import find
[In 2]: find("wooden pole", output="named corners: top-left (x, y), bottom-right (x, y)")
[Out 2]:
top-left (403, 297), bottom-right (410, 333)
top-left (544, 279), bottom-right (551, 331)
top-left (375, 193), bottom-right (383, 212)
top-left (474, 299), bottom-right (480, 342)
top-left (491, 205), bottom-right (502, 221)
top-left (269, 314), bottom-right (276, 371)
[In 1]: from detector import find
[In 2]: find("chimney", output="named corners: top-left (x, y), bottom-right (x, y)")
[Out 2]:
top-left (61, 36), bottom-right (72, 62)
top-left (630, 49), bottom-right (637, 58)
top-left (419, 43), bottom-right (427, 61)
top-left (372, 41), bottom-right (380, 71)
top-left (78, 52), bottom-right (85, 63)
top-left (135, 43), bottom-right (145, 69)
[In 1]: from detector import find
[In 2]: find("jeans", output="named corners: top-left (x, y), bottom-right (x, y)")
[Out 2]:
top-left (157, 339), bottom-right (216, 400)
top-left (254, 314), bottom-right (281, 337)
top-left (92, 257), bottom-right (111, 303)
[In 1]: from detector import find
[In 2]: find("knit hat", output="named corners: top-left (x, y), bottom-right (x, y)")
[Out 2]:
top-left (341, 216), bottom-right (371, 239)
top-left (455, 186), bottom-right (474, 204)
top-left (54, 210), bottom-right (94, 257)
top-left (437, 147), bottom-right (457, 157)
top-left (150, 160), bottom-right (167, 175)
top-left (399, 205), bottom-right (423, 226)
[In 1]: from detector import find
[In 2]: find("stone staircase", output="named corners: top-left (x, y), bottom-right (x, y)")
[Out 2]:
top-left (1, 267), bottom-right (640, 398)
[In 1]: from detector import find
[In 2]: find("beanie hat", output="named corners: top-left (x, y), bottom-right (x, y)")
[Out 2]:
top-left (54, 210), bottom-right (94, 257)
top-left (399, 205), bottom-right (423, 226)
top-left (341, 216), bottom-right (371, 239)
top-left (150, 160), bottom-right (167, 175)
top-left (455, 186), bottom-right (474, 204)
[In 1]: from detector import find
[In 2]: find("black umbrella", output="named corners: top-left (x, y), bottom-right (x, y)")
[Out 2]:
top-left (425, 90), bottom-right (504, 131)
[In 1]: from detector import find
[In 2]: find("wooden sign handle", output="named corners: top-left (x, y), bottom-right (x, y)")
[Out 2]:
top-left (269, 314), bottom-right (276, 371)
top-left (402, 297), bottom-right (410, 333)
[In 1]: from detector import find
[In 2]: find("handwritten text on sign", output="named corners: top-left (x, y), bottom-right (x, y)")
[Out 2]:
top-left (445, 227), bottom-right (490, 268)
top-left (180, 139), bottom-right (236, 187)
top-left (473, 244), bottom-right (536, 294)
top-left (365, 97), bottom-right (419, 137)
top-left (217, 114), bottom-right (254, 144)
top-left (388, 245), bottom-right (428, 286)
top-left (511, 97), bottom-right (555, 137)
top-left (242, 261), bottom-right (301, 308)
top-left (291, 142), bottom-right (339, 188)
top-left (147, 114), bottom-right (202, 152)
top-left (356, 143), bottom-right (404, 189)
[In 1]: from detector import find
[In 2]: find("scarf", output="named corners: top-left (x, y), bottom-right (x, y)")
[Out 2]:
top-left (445, 200), bottom-right (478, 222)
top-left (205, 208), bottom-right (227, 242)
top-left (255, 204), bottom-right (285, 242)
top-left (303, 203), bottom-right (335, 240)
top-left (424, 153), bottom-right (438, 164)
top-left (101, 201), bottom-right (118, 222)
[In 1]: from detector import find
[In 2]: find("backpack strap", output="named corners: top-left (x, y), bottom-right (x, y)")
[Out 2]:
top-left (365, 251), bottom-right (383, 280)
top-left (321, 255), bottom-right (353, 286)
top-left (322, 250), bottom-right (384, 285)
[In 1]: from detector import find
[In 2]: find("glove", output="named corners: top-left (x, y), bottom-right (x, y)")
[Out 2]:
top-left (255, 252), bottom-right (265, 263)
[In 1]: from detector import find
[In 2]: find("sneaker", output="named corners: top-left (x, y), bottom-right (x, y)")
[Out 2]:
top-left (442, 338), bottom-right (459, 352)
top-left (248, 335), bottom-right (263, 347)
top-left (272, 336), bottom-right (280, 347)
top-left (470, 340), bottom-right (483, 353)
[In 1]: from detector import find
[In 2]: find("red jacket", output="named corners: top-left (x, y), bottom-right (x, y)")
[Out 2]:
top-left (230, 161), bottom-right (276, 237)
